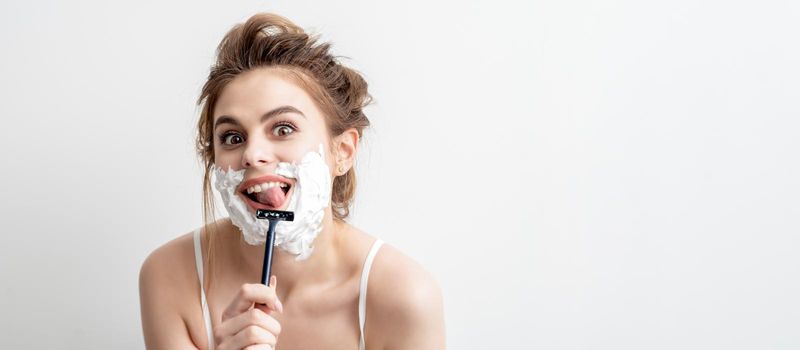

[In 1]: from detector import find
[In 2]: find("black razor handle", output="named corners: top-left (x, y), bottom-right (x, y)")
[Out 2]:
top-left (256, 209), bottom-right (294, 287)
top-left (261, 220), bottom-right (278, 286)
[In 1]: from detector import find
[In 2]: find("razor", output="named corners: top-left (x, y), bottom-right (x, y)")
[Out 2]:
top-left (256, 209), bottom-right (294, 287)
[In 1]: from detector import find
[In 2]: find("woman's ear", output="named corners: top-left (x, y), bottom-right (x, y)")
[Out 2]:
top-left (332, 128), bottom-right (359, 176)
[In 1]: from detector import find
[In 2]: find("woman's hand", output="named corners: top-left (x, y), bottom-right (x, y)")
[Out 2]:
top-left (214, 275), bottom-right (284, 350)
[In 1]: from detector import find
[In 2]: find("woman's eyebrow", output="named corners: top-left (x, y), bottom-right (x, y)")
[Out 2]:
top-left (214, 105), bottom-right (306, 130)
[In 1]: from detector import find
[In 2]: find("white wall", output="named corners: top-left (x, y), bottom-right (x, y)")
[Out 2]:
top-left (1, 0), bottom-right (798, 348)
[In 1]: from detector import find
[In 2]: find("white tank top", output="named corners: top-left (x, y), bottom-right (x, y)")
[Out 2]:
top-left (193, 228), bottom-right (384, 350)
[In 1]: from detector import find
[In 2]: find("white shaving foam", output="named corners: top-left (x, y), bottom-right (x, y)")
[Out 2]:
top-left (211, 144), bottom-right (332, 260)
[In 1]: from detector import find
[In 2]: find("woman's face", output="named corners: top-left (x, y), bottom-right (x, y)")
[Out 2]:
top-left (212, 67), bottom-right (336, 209)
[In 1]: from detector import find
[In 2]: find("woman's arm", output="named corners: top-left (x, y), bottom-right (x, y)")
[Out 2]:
top-left (139, 242), bottom-right (201, 349)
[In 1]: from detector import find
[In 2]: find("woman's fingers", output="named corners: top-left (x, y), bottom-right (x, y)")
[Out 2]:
top-left (243, 344), bottom-right (274, 350)
top-left (221, 281), bottom-right (283, 322)
top-left (243, 345), bottom-right (274, 350)
top-left (215, 276), bottom-right (283, 349)
top-left (214, 307), bottom-right (282, 344)
top-left (220, 324), bottom-right (277, 350)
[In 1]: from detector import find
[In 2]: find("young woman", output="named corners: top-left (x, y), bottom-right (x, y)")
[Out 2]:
top-left (139, 13), bottom-right (445, 350)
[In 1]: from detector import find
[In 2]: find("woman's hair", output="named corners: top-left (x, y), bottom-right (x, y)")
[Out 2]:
top-left (193, 13), bottom-right (372, 285)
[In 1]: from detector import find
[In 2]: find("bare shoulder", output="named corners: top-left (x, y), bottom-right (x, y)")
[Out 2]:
top-left (368, 242), bottom-right (442, 307)
top-left (139, 229), bottom-right (197, 297)
top-left (139, 229), bottom-right (201, 349)
top-left (365, 239), bottom-right (446, 349)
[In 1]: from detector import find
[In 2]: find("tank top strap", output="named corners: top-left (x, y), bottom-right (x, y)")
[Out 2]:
top-left (358, 238), bottom-right (384, 350)
top-left (193, 228), bottom-right (215, 350)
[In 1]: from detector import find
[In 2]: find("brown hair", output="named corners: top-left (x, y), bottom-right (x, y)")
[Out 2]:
top-left (193, 13), bottom-right (372, 286)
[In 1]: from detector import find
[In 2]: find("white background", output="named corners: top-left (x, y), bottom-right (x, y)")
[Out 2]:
top-left (1, 0), bottom-right (798, 349)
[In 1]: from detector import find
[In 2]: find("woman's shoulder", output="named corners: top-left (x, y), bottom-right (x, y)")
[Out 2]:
top-left (140, 219), bottom-right (232, 290)
top-left (356, 229), bottom-right (446, 348)
top-left (344, 225), bottom-right (441, 305)
top-left (140, 219), bottom-right (229, 279)
top-left (139, 226), bottom-right (211, 348)
top-left (368, 240), bottom-right (443, 312)
top-left (139, 227), bottom-right (202, 301)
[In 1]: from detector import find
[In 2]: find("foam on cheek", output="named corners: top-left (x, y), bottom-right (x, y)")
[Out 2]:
top-left (211, 143), bottom-right (332, 260)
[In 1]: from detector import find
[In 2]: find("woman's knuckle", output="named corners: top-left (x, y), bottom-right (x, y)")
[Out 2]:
top-left (240, 283), bottom-right (252, 295)
top-left (245, 325), bottom-right (261, 342)
top-left (265, 331), bottom-right (277, 343)
top-left (250, 308), bottom-right (263, 322)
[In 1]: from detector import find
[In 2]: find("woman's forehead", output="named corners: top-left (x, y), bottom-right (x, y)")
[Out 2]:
top-left (213, 68), bottom-right (321, 122)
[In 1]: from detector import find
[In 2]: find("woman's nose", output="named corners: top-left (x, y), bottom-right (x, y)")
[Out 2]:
top-left (241, 140), bottom-right (277, 168)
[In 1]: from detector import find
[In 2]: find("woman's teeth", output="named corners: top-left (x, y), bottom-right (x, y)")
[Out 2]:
top-left (246, 182), bottom-right (289, 194)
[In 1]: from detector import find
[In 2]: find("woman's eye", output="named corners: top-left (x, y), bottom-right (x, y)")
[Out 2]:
top-left (273, 124), bottom-right (295, 137)
top-left (221, 133), bottom-right (244, 145)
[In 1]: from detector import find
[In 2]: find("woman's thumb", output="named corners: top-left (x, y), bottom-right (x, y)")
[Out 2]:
top-left (270, 275), bottom-right (284, 313)
top-left (270, 275), bottom-right (278, 289)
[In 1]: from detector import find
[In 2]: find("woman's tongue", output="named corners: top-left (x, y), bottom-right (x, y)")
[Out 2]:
top-left (255, 187), bottom-right (287, 208)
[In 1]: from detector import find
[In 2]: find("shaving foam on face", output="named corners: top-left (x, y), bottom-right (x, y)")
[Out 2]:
top-left (211, 143), bottom-right (332, 260)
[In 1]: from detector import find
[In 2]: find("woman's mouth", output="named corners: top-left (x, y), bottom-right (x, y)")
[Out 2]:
top-left (237, 177), bottom-right (294, 211)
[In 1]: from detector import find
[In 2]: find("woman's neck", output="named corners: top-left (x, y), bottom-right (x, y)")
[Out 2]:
top-left (231, 208), bottom-right (347, 304)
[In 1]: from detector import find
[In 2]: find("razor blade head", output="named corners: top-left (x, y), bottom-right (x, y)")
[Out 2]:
top-left (256, 209), bottom-right (295, 221)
